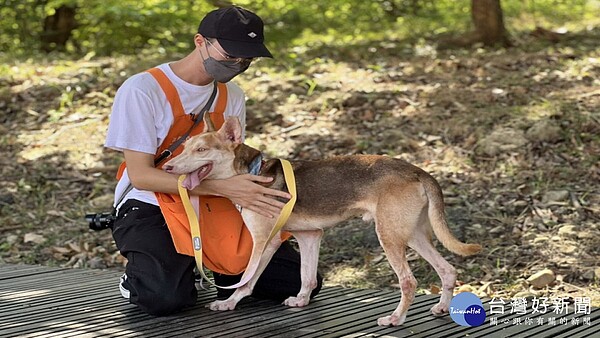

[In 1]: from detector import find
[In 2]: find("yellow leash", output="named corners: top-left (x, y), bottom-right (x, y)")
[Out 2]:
top-left (178, 159), bottom-right (297, 289)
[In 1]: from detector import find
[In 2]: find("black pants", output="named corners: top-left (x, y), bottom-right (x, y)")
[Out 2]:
top-left (111, 199), bottom-right (322, 316)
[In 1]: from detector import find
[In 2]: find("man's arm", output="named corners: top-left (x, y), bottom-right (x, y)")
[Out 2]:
top-left (124, 150), bottom-right (290, 218)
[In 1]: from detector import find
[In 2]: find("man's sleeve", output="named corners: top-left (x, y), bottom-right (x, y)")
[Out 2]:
top-left (105, 75), bottom-right (160, 155)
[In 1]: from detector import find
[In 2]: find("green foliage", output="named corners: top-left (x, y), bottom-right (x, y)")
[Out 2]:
top-left (0, 0), bottom-right (598, 57)
top-left (0, 0), bottom-right (214, 56)
top-left (241, 0), bottom-right (472, 50)
top-left (73, 0), bottom-right (213, 56)
top-left (0, 0), bottom-right (45, 53)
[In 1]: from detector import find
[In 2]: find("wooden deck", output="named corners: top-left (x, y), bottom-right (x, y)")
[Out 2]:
top-left (0, 264), bottom-right (597, 337)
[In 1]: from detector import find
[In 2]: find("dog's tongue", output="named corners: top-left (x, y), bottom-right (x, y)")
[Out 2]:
top-left (182, 164), bottom-right (212, 190)
top-left (182, 171), bottom-right (201, 190)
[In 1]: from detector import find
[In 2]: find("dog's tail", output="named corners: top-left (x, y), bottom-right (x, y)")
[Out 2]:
top-left (421, 175), bottom-right (482, 256)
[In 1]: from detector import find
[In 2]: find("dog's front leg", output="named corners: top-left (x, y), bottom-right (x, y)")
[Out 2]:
top-left (207, 285), bottom-right (252, 311)
top-left (207, 231), bottom-right (283, 311)
top-left (284, 230), bottom-right (323, 307)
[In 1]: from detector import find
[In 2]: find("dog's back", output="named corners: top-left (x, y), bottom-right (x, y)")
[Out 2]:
top-left (259, 155), bottom-right (423, 204)
top-left (260, 155), bottom-right (428, 224)
top-left (260, 154), bottom-right (480, 256)
top-left (291, 155), bottom-right (425, 214)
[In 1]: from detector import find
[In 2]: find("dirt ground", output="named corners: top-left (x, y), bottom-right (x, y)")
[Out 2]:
top-left (1, 31), bottom-right (598, 306)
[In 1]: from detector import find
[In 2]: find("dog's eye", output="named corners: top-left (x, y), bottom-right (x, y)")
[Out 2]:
top-left (197, 147), bottom-right (207, 152)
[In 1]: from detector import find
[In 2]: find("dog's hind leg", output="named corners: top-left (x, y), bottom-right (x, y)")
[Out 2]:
top-left (283, 230), bottom-right (323, 307)
top-left (409, 231), bottom-right (457, 316)
top-left (374, 223), bottom-right (416, 325)
top-left (376, 235), bottom-right (416, 326)
top-left (374, 183), bottom-right (427, 326)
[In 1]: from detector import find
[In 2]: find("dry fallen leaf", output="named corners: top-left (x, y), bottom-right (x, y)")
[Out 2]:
top-left (24, 233), bottom-right (46, 244)
top-left (67, 242), bottom-right (82, 253)
top-left (51, 246), bottom-right (72, 254)
top-left (457, 284), bottom-right (474, 293)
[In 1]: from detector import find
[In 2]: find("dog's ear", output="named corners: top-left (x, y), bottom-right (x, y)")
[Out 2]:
top-left (217, 117), bottom-right (242, 144)
top-left (202, 112), bottom-right (216, 133)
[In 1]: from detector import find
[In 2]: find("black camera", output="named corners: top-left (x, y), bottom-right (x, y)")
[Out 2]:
top-left (85, 212), bottom-right (116, 231)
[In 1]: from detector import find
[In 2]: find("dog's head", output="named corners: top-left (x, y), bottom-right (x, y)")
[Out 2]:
top-left (163, 114), bottom-right (246, 189)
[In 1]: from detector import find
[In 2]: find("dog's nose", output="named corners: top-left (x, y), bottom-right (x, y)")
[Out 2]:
top-left (163, 165), bottom-right (174, 172)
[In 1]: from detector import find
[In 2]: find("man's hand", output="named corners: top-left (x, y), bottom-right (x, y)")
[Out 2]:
top-left (199, 174), bottom-right (291, 218)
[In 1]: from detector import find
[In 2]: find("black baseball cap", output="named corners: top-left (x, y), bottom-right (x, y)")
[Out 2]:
top-left (198, 6), bottom-right (273, 58)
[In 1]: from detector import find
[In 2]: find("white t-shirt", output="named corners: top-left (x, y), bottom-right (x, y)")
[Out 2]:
top-left (104, 63), bottom-right (246, 210)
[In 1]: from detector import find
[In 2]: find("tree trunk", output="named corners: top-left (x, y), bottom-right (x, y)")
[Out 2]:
top-left (471, 0), bottom-right (511, 46)
top-left (437, 0), bottom-right (512, 49)
top-left (40, 5), bottom-right (78, 52)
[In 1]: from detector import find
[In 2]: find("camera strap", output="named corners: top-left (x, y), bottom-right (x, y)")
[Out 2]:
top-left (112, 81), bottom-right (219, 214)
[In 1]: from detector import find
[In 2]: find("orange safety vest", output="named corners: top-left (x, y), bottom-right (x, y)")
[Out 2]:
top-left (116, 67), bottom-right (253, 275)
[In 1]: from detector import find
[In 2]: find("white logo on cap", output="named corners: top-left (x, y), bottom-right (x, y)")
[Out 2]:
top-left (248, 32), bottom-right (257, 38)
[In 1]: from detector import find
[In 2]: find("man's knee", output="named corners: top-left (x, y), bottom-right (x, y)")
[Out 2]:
top-left (124, 274), bottom-right (197, 316)
top-left (133, 291), bottom-right (196, 316)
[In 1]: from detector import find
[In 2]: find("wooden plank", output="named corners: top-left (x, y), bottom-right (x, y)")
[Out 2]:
top-left (484, 312), bottom-right (584, 337)
top-left (343, 298), bottom-right (477, 338)
top-left (147, 289), bottom-right (387, 337)
top-left (1, 264), bottom-right (597, 338)
top-left (0, 268), bottom-right (119, 293)
top-left (0, 264), bottom-right (68, 280)
top-left (1, 266), bottom-right (360, 333)
top-left (3, 282), bottom-right (221, 337)
top-left (252, 290), bottom-right (410, 337)
top-left (206, 295), bottom-right (404, 337)
top-left (420, 300), bottom-right (533, 338)
top-left (1, 274), bottom-right (117, 298)
top-left (51, 295), bottom-right (282, 338)
top-left (95, 288), bottom-right (350, 338)
top-left (1, 276), bottom-right (122, 312)
top-left (293, 297), bottom-right (441, 338)
top-left (281, 291), bottom-right (438, 337)
top-left (49, 289), bottom-right (355, 338)
top-left (524, 308), bottom-right (599, 338)
top-left (464, 306), bottom-right (593, 338)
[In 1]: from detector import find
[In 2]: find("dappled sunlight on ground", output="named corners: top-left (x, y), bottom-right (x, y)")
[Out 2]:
top-left (1, 30), bottom-right (598, 306)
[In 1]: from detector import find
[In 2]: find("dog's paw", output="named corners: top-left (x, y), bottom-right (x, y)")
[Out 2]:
top-left (207, 299), bottom-right (237, 311)
top-left (431, 303), bottom-right (449, 316)
top-left (283, 295), bottom-right (310, 307)
top-left (377, 314), bottom-right (406, 326)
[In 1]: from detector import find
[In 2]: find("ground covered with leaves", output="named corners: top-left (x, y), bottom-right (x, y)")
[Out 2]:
top-left (1, 31), bottom-right (599, 306)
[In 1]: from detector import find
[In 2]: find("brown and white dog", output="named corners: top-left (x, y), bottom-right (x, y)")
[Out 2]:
top-left (163, 115), bottom-right (481, 326)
